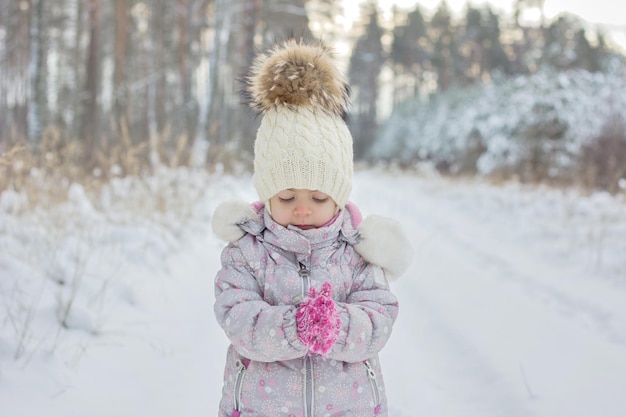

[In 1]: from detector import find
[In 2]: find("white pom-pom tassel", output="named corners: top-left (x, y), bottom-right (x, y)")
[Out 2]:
top-left (212, 200), bottom-right (257, 242)
top-left (354, 215), bottom-right (413, 280)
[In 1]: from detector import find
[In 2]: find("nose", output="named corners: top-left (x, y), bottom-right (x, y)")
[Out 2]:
top-left (293, 203), bottom-right (311, 217)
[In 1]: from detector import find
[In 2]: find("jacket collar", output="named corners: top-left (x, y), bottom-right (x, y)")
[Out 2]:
top-left (239, 207), bottom-right (360, 255)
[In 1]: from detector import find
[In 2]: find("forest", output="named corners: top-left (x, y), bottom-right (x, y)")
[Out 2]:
top-left (1, 0), bottom-right (625, 198)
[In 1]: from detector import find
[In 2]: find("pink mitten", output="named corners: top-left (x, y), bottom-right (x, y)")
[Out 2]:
top-left (296, 282), bottom-right (341, 355)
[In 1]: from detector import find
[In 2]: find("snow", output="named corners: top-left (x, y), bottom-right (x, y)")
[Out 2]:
top-left (372, 69), bottom-right (626, 178)
top-left (1, 167), bottom-right (626, 416)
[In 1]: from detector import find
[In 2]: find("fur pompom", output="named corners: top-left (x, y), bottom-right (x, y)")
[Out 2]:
top-left (246, 39), bottom-right (350, 118)
top-left (355, 215), bottom-right (413, 280)
top-left (212, 200), bottom-right (258, 242)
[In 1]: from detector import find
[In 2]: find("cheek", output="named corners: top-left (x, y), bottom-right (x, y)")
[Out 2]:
top-left (270, 206), bottom-right (290, 226)
top-left (269, 198), bottom-right (289, 225)
top-left (319, 204), bottom-right (337, 222)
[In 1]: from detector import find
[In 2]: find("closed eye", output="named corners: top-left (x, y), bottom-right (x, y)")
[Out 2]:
top-left (278, 197), bottom-right (294, 203)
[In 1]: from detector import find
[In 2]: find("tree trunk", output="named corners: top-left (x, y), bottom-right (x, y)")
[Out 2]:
top-left (1, 1), bottom-right (32, 141)
top-left (28, 0), bottom-right (47, 142)
top-left (80, 0), bottom-right (101, 157)
top-left (113, 0), bottom-right (129, 124)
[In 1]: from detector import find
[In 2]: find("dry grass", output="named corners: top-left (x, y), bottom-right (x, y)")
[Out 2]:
top-left (0, 122), bottom-right (202, 213)
top-left (1, 130), bottom-right (78, 209)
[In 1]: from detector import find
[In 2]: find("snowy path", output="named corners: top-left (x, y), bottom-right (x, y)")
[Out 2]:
top-left (353, 172), bottom-right (626, 417)
top-left (3, 170), bottom-right (626, 417)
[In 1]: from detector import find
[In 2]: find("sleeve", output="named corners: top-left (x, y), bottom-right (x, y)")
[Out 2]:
top-left (213, 241), bottom-right (307, 362)
top-left (327, 261), bottom-right (399, 363)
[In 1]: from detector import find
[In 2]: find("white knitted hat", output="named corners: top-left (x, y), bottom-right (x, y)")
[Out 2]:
top-left (245, 39), bottom-right (354, 208)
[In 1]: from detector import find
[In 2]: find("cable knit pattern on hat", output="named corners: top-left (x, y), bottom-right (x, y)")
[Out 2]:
top-left (253, 106), bottom-right (353, 207)
top-left (245, 39), bottom-right (354, 208)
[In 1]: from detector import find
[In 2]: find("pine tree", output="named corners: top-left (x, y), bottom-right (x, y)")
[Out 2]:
top-left (348, 4), bottom-right (385, 159)
top-left (390, 6), bottom-right (430, 102)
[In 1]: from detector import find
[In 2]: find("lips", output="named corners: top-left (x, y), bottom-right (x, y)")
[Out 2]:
top-left (296, 224), bottom-right (315, 230)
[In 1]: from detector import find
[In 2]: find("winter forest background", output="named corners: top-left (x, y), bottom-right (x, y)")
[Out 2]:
top-left (2, 0), bottom-right (626, 195)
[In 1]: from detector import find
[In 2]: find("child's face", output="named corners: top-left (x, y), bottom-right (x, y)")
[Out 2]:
top-left (269, 189), bottom-right (338, 229)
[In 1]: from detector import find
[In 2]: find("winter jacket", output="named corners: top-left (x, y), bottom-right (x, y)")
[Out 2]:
top-left (212, 200), bottom-right (412, 417)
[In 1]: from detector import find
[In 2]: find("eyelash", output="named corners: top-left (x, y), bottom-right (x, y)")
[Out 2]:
top-left (278, 197), bottom-right (328, 203)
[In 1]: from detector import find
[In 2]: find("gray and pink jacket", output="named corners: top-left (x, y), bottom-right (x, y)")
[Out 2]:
top-left (212, 200), bottom-right (412, 417)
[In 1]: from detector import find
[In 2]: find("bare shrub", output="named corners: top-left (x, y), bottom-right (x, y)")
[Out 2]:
top-left (0, 127), bottom-right (85, 209)
top-left (580, 114), bottom-right (626, 195)
top-left (0, 143), bottom-right (30, 193)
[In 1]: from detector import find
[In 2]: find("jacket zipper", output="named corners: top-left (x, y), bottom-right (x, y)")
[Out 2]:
top-left (233, 359), bottom-right (248, 417)
top-left (299, 261), bottom-right (313, 417)
top-left (304, 355), bottom-right (314, 417)
top-left (364, 360), bottom-right (382, 414)
top-left (298, 262), bottom-right (310, 299)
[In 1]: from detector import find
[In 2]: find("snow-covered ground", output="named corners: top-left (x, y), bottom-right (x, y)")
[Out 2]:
top-left (1, 168), bottom-right (626, 417)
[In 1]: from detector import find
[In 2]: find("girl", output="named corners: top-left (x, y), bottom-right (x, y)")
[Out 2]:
top-left (212, 39), bottom-right (411, 417)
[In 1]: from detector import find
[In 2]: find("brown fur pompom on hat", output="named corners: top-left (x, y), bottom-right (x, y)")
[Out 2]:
top-left (245, 39), bottom-right (355, 208)
top-left (246, 39), bottom-right (350, 118)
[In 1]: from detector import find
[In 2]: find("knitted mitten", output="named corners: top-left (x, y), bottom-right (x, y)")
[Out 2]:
top-left (296, 282), bottom-right (341, 355)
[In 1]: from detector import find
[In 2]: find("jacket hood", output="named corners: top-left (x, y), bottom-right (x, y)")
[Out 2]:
top-left (212, 199), bottom-right (412, 279)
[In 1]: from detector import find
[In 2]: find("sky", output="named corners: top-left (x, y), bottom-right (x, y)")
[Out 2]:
top-left (341, 0), bottom-right (626, 51)
top-left (2, 167), bottom-right (626, 416)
